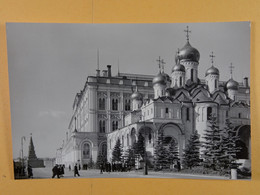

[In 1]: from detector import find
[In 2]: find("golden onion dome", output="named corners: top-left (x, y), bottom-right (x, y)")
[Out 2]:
top-left (131, 87), bottom-right (143, 100)
top-left (205, 66), bottom-right (219, 77)
top-left (175, 41), bottom-right (200, 63)
top-left (152, 72), bottom-right (167, 85)
top-left (226, 79), bottom-right (239, 90)
top-left (172, 64), bottom-right (185, 72)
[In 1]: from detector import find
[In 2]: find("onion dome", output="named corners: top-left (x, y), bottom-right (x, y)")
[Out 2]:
top-left (172, 63), bottom-right (185, 72)
top-left (175, 42), bottom-right (200, 63)
top-left (205, 66), bottom-right (219, 77)
top-left (152, 72), bottom-right (166, 85)
top-left (131, 86), bottom-right (143, 100)
top-left (161, 72), bottom-right (171, 82)
top-left (226, 79), bottom-right (239, 90)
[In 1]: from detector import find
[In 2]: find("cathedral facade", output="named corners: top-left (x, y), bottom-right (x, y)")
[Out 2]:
top-left (56, 30), bottom-right (251, 169)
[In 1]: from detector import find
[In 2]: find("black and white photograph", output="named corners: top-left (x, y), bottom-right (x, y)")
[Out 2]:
top-left (7, 22), bottom-right (251, 180)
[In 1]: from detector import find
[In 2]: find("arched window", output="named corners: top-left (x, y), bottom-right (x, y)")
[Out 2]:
top-left (125, 99), bottom-right (131, 111)
top-left (186, 107), bottom-right (190, 121)
top-left (102, 120), bottom-right (106, 133)
top-left (99, 98), bottom-right (105, 110)
top-left (207, 107), bottom-right (212, 120)
top-left (215, 80), bottom-right (217, 89)
top-left (112, 99), bottom-right (118, 110)
top-left (191, 69), bottom-right (194, 82)
top-left (112, 121), bottom-right (118, 131)
top-left (99, 121), bottom-right (102, 132)
top-left (101, 143), bottom-right (107, 156)
top-left (238, 113), bottom-right (241, 118)
top-left (149, 133), bottom-right (152, 144)
top-left (179, 77), bottom-right (182, 86)
top-left (127, 134), bottom-right (129, 146)
top-left (82, 143), bottom-right (90, 159)
top-left (122, 136), bottom-right (124, 147)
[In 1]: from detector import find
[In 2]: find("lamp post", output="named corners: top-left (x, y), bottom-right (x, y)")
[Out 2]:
top-left (140, 114), bottom-right (148, 175)
top-left (21, 136), bottom-right (26, 175)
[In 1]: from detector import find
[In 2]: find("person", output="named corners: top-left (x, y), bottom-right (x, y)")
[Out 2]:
top-left (74, 164), bottom-right (80, 177)
top-left (100, 163), bottom-right (104, 174)
top-left (27, 164), bottom-right (33, 179)
top-left (52, 164), bottom-right (60, 178)
top-left (177, 160), bottom-right (181, 172)
top-left (60, 165), bottom-right (64, 177)
top-left (69, 165), bottom-right (71, 171)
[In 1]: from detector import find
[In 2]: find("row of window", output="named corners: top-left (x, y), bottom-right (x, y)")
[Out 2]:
top-left (109, 133), bottom-right (153, 149)
top-left (98, 98), bottom-right (131, 111)
top-left (99, 120), bottom-right (120, 133)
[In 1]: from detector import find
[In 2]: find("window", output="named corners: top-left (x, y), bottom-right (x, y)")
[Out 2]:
top-left (101, 144), bottom-right (107, 156)
top-left (166, 107), bottom-right (169, 114)
top-left (179, 77), bottom-right (182, 86)
top-left (99, 120), bottom-right (106, 133)
top-left (238, 113), bottom-right (241, 118)
top-left (215, 80), bottom-right (217, 88)
top-left (82, 143), bottom-right (90, 159)
top-left (127, 134), bottom-right (129, 146)
top-left (226, 111), bottom-right (229, 118)
top-left (122, 136), bottom-right (124, 147)
top-left (149, 133), bottom-right (152, 144)
top-left (125, 99), bottom-right (131, 111)
top-left (112, 121), bottom-right (119, 131)
top-left (186, 107), bottom-right (190, 121)
top-left (191, 69), bottom-right (194, 82)
top-left (112, 99), bottom-right (118, 110)
top-left (207, 107), bottom-right (212, 120)
top-left (99, 98), bottom-right (105, 110)
top-left (110, 139), bottom-right (111, 149)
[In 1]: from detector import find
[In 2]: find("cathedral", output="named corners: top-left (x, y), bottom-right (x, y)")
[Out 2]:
top-left (56, 27), bottom-right (251, 170)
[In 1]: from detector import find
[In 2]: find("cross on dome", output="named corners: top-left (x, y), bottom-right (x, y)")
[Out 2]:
top-left (209, 51), bottom-right (215, 66)
top-left (156, 56), bottom-right (162, 72)
top-left (229, 63), bottom-right (235, 79)
top-left (161, 59), bottom-right (166, 73)
top-left (184, 26), bottom-right (191, 42)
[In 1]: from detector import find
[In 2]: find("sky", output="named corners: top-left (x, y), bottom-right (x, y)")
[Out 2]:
top-left (6, 22), bottom-right (250, 158)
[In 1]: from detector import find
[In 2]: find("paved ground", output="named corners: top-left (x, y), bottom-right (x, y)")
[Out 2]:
top-left (30, 167), bottom-right (229, 180)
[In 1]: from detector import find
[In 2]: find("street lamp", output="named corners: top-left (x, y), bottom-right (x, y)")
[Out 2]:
top-left (140, 114), bottom-right (148, 175)
top-left (21, 136), bottom-right (26, 176)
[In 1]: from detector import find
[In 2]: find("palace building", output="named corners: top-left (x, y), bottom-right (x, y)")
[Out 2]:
top-left (56, 28), bottom-right (251, 169)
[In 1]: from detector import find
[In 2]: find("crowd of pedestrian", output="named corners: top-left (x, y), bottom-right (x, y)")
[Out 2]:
top-left (52, 164), bottom-right (65, 178)
top-left (99, 161), bottom-right (132, 174)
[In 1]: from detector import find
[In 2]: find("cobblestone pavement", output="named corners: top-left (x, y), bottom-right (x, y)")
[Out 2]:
top-left (30, 167), bottom-right (228, 180)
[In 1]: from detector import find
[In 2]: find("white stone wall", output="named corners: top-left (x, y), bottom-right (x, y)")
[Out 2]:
top-left (206, 74), bottom-right (219, 94)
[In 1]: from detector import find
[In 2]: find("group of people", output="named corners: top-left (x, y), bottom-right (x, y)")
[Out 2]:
top-left (13, 161), bottom-right (33, 179)
top-left (99, 161), bottom-right (132, 174)
top-left (52, 164), bottom-right (80, 178)
top-left (52, 164), bottom-right (65, 178)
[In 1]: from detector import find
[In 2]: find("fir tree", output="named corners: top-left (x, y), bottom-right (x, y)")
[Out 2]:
top-left (135, 133), bottom-right (145, 158)
top-left (96, 150), bottom-right (107, 168)
top-left (125, 147), bottom-right (136, 168)
top-left (182, 130), bottom-right (201, 169)
top-left (167, 139), bottom-right (179, 167)
top-left (202, 115), bottom-right (225, 171)
top-left (153, 129), bottom-right (168, 171)
top-left (112, 139), bottom-right (122, 162)
top-left (221, 119), bottom-right (242, 171)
